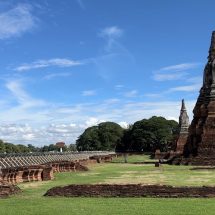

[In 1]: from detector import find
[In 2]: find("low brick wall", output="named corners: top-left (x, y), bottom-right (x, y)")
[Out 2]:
top-left (44, 184), bottom-right (215, 198)
top-left (0, 153), bottom-right (116, 185)
top-left (0, 181), bottom-right (21, 198)
top-left (89, 155), bottom-right (113, 163)
top-left (1, 165), bottom-right (52, 184)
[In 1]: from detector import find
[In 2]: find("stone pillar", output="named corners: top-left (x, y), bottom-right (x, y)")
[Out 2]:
top-left (37, 168), bottom-right (43, 181)
top-left (22, 169), bottom-right (30, 182)
top-left (15, 170), bottom-right (24, 183)
top-left (42, 166), bottom-right (54, 181)
top-left (29, 170), bottom-right (35, 181)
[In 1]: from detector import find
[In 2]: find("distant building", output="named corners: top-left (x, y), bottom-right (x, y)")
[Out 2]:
top-left (56, 142), bottom-right (65, 153)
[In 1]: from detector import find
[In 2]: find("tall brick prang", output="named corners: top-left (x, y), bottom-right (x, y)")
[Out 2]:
top-left (182, 31), bottom-right (215, 165)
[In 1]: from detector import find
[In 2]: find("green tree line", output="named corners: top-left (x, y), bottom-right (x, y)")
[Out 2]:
top-left (0, 116), bottom-right (178, 153)
top-left (77, 116), bottom-right (179, 152)
top-left (0, 140), bottom-right (76, 153)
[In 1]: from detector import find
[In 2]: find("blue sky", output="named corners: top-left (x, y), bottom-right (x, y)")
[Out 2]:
top-left (0, 0), bottom-right (214, 146)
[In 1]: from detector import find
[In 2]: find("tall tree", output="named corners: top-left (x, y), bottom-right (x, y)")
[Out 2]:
top-left (119, 116), bottom-right (178, 152)
top-left (0, 140), bottom-right (5, 153)
top-left (76, 122), bottom-right (124, 151)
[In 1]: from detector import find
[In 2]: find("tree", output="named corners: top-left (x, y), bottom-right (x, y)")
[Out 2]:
top-left (69, 144), bottom-right (77, 151)
top-left (4, 142), bottom-right (20, 153)
top-left (119, 116), bottom-right (178, 152)
top-left (115, 125), bottom-right (133, 152)
top-left (17, 144), bottom-right (30, 153)
top-left (98, 122), bottom-right (124, 150)
top-left (41, 145), bottom-right (49, 152)
top-left (76, 122), bottom-right (124, 151)
top-left (0, 140), bottom-right (5, 153)
top-left (48, 144), bottom-right (58, 151)
top-left (28, 144), bottom-right (40, 152)
top-left (76, 126), bottom-right (100, 151)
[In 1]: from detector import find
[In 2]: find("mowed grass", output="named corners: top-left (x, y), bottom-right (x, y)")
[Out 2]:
top-left (0, 155), bottom-right (215, 215)
top-left (111, 154), bottom-right (156, 163)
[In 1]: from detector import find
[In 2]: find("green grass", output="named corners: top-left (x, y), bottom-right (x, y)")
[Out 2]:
top-left (1, 155), bottom-right (215, 215)
top-left (111, 154), bottom-right (155, 163)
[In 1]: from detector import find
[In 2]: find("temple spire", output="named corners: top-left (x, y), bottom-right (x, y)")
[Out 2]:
top-left (175, 99), bottom-right (190, 153)
top-left (208, 31), bottom-right (215, 61)
top-left (181, 99), bottom-right (186, 111)
top-left (179, 99), bottom-right (189, 133)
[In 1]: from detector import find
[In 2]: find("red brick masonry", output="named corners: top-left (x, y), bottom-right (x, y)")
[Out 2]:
top-left (0, 180), bottom-right (21, 198)
top-left (44, 184), bottom-right (215, 198)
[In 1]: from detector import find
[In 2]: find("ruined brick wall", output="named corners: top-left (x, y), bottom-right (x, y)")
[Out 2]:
top-left (181, 32), bottom-right (215, 165)
top-left (0, 152), bottom-right (116, 184)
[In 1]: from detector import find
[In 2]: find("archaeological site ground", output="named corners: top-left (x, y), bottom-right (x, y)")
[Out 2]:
top-left (2, 32), bottom-right (215, 213)
top-left (1, 2), bottom-right (215, 215)
top-left (1, 154), bottom-right (215, 215)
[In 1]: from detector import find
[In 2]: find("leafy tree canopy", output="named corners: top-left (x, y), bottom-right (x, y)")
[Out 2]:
top-left (76, 122), bottom-right (124, 151)
top-left (118, 116), bottom-right (178, 152)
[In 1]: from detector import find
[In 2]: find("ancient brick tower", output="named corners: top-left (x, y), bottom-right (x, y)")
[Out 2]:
top-left (183, 31), bottom-right (215, 165)
top-left (175, 99), bottom-right (189, 153)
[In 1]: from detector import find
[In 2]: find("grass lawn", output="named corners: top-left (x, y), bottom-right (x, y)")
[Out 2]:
top-left (0, 155), bottom-right (215, 215)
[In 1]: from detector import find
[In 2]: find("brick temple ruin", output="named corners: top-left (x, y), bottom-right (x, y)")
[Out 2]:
top-left (155, 99), bottom-right (190, 159)
top-left (175, 99), bottom-right (190, 153)
top-left (171, 31), bottom-right (215, 165)
top-left (0, 151), bottom-right (116, 185)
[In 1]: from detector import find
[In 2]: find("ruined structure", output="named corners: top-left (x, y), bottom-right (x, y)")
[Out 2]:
top-left (0, 151), bottom-right (116, 185)
top-left (154, 100), bottom-right (190, 159)
top-left (45, 184), bottom-right (215, 198)
top-left (0, 179), bottom-right (21, 198)
top-left (175, 99), bottom-right (189, 153)
top-left (173, 31), bottom-right (215, 165)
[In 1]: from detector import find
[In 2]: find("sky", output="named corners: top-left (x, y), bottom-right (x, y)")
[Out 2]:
top-left (0, 0), bottom-right (215, 146)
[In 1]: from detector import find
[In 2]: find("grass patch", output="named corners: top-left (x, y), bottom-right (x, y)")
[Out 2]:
top-left (0, 155), bottom-right (215, 215)
top-left (112, 154), bottom-right (155, 163)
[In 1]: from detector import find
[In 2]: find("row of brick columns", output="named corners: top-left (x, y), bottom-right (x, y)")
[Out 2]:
top-left (0, 160), bottom-right (86, 184)
top-left (90, 155), bottom-right (114, 163)
top-left (0, 154), bottom-right (116, 184)
top-left (1, 165), bottom-right (53, 184)
top-left (51, 161), bottom-right (77, 173)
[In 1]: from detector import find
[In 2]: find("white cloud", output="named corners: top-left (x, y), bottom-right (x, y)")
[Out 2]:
top-left (5, 80), bottom-right (46, 108)
top-left (104, 98), bottom-right (120, 104)
top-left (82, 90), bottom-right (96, 96)
top-left (115, 84), bottom-right (124, 90)
top-left (118, 121), bottom-right (129, 129)
top-left (0, 123), bottom-right (38, 143)
top-left (47, 123), bottom-right (78, 134)
top-left (0, 118), bottom-right (106, 146)
top-left (15, 58), bottom-right (83, 71)
top-left (0, 80), bottom-right (197, 146)
top-left (159, 63), bottom-right (200, 72)
top-left (167, 116), bottom-right (178, 121)
top-left (153, 63), bottom-right (201, 81)
top-left (186, 76), bottom-right (202, 84)
top-left (169, 84), bottom-right (201, 92)
top-left (76, 0), bottom-right (85, 10)
top-left (0, 4), bottom-right (37, 39)
top-left (144, 93), bottom-right (162, 98)
top-left (124, 90), bottom-right (138, 98)
top-left (84, 117), bottom-right (105, 127)
top-left (98, 26), bottom-right (124, 52)
top-left (99, 26), bottom-right (123, 38)
top-left (0, 98), bottom-right (197, 146)
top-left (153, 72), bottom-right (188, 81)
top-left (43, 72), bottom-right (72, 80)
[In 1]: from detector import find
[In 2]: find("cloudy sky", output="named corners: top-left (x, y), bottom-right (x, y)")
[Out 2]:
top-left (0, 0), bottom-right (214, 146)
